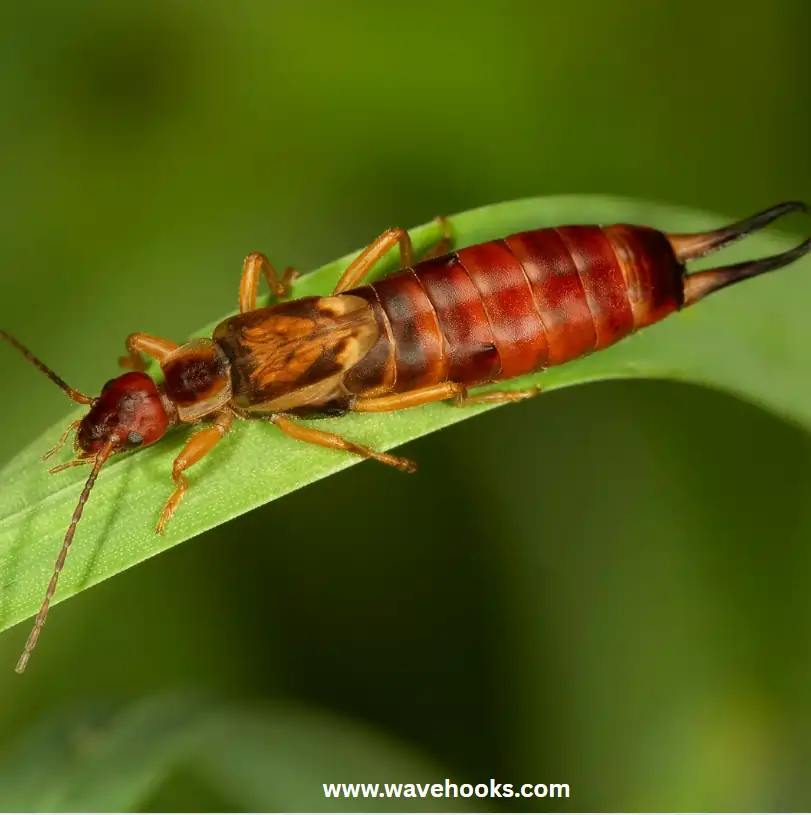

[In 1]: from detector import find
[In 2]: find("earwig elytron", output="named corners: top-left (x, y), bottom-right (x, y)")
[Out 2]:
top-left (2, 201), bottom-right (809, 672)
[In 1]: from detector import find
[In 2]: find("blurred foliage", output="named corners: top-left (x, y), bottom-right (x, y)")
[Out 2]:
top-left (1, 0), bottom-right (810, 811)
top-left (0, 694), bottom-right (464, 812)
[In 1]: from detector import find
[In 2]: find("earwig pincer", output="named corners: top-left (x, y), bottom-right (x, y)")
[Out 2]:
top-left (2, 201), bottom-right (809, 672)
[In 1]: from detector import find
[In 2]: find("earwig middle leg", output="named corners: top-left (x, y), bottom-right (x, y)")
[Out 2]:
top-left (269, 414), bottom-right (416, 473)
top-left (239, 252), bottom-right (300, 313)
top-left (119, 333), bottom-right (180, 371)
top-left (156, 410), bottom-right (234, 535)
top-left (452, 385), bottom-right (544, 406)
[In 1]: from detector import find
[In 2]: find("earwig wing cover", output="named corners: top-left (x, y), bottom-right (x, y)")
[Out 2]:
top-left (215, 295), bottom-right (379, 407)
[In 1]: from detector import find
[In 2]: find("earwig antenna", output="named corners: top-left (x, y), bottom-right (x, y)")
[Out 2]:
top-left (1, 331), bottom-right (94, 405)
top-left (683, 237), bottom-right (811, 307)
top-left (667, 201), bottom-right (808, 262)
top-left (15, 439), bottom-right (115, 674)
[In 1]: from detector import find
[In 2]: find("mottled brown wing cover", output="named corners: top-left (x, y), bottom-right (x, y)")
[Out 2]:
top-left (213, 294), bottom-right (379, 413)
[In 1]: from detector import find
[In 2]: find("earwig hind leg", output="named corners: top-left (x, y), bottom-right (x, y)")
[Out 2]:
top-left (42, 419), bottom-right (81, 461)
top-left (352, 380), bottom-right (542, 412)
top-left (269, 414), bottom-right (417, 473)
top-left (239, 252), bottom-right (300, 313)
top-left (452, 385), bottom-right (544, 407)
top-left (156, 410), bottom-right (234, 535)
top-left (332, 228), bottom-right (415, 294)
top-left (418, 216), bottom-right (455, 261)
top-left (119, 333), bottom-right (180, 371)
top-left (353, 382), bottom-right (467, 412)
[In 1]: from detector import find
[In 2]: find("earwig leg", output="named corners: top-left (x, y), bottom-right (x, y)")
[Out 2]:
top-left (269, 414), bottom-right (417, 473)
top-left (332, 228), bottom-right (415, 294)
top-left (42, 419), bottom-right (81, 461)
top-left (49, 457), bottom-right (93, 475)
top-left (352, 381), bottom-right (539, 413)
top-left (452, 385), bottom-right (544, 406)
top-left (353, 382), bottom-right (467, 412)
top-left (418, 216), bottom-right (454, 261)
top-left (331, 219), bottom-right (456, 295)
top-left (119, 333), bottom-right (180, 371)
top-left (156, 411), bottom-right (233, 535)
top-left (239, 252), bottom-right (301, 313)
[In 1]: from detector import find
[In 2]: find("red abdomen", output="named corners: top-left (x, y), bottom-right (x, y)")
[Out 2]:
top-left (343, 224), bottom-right (685, 395)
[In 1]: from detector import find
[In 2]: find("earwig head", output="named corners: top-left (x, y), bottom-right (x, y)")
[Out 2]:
top-left (77, 371), bottom-right (170, 455)
top-left (0, 335), bottom-right (176, 673)
top-left (15, 371), bottom-right (170, 673)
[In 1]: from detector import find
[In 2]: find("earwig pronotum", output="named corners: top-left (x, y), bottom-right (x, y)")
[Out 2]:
top-left (2, 201), bottom-right (809, 672)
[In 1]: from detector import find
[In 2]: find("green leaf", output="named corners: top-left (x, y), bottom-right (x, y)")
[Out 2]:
top-left (0, 693), bottom-right (215, 811)
top-left (187, 704), bottom-right (471, 812)
top-left (1, 195), bottom-right (808, 637)
top-left (0, 696), bottom-right (466, 813)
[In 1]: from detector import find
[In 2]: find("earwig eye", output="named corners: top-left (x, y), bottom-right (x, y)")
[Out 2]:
top-left (102, 379), bottom-right (116, 392)
top-left (127, 430), bottom-right (144, 446)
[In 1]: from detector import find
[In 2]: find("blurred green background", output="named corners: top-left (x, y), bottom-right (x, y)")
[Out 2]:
top-left (1, 0), bottom-right (811, 811)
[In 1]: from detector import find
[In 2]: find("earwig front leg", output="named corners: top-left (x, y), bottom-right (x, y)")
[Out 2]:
top-left (452, 385), bottom-right (544, 406)
top-left (269, 414), bottom-right (416, 473)
top-left (119, 333), bottom-right (180, 371)
top-left (239, 252), bottom-right (300, 313)
top-left (42, 419), bottom-right (81, 461)
top-left (353, 382), bottom-right (467, 412)
top-left (156, 410), bottom-right (234, 535)
top-left (48, 457), bottom-right (93, 475)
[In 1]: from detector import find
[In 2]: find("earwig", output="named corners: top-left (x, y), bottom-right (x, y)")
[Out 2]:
top-left (2, 202), bottom-right (809, 672)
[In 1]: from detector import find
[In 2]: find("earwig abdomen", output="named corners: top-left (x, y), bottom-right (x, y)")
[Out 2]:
top-left (343, 224), bottom-right (684, 395)
top-left (601, 225), bottom-right (685, 329)
top-left (371, 272), bottom-right (447, 390)
top-left (455, 240), bottom-right (549, 378)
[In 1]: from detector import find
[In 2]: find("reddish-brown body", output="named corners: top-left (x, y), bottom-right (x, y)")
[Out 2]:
top-left (342, 225), bottom-right (684, 396)
top-left (3, 201), bottom-right (808, 674)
